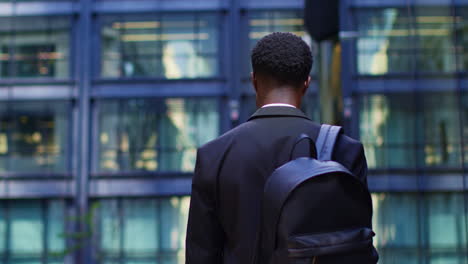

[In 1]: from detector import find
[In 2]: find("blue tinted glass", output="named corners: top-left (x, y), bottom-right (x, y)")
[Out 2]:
top-left (47, 200), bottom-right (65, 254)
top-left (422, 95), bottom-right (463, 167)
top-left (356, 8), bottom-right (458, 75)
top-left (372, 193), bottom-right (468, 263)
top-left (360, 95), bottom-right (417, 169)
top-left (427, 193), bottom-right (467, 248)
top-left (96, 197), bottom-right (189, 264)
top-left (10, 201), bottom-right (43, 256)
top-left (360, 94), bottom-right (463, 169)
top-left (98, 98), bottom-right (219, 173)
top-left (372, 193), bottom-right (419, 248)
top-left (122, 200), bottom-right (158, 256)
top-left (0, 17), bottom-right (70, 78)
top-left (99, 200), bottom-right (121, 256)
top-left (0, 101), bottom-right (70, 174)
top-left (101, 14), bottom-right (219, 79)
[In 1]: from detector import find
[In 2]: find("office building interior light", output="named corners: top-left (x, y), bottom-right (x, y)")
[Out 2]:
top-left (249, 18), bottom-right (304, 26)
top-left (120, 33), bottom-right (209, 42)
top-left (249, 31), bottom-right (305, 39)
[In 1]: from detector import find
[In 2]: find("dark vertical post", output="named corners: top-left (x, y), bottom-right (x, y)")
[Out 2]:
top-left (227, 0), bottom-right (242, 129)
top-left (76, 0), bottom-right (92, 263)
top-left (338, 0), bottom-right (357, 137)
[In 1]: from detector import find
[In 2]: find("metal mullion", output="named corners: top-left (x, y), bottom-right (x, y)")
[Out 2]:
top-left (76, 0), bottom-right (93, 262)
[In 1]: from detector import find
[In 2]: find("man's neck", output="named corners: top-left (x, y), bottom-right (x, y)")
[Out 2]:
top-left (257, 93), bottom-right (301, 108)
top-left (261, 103), bottom-right (296, 108)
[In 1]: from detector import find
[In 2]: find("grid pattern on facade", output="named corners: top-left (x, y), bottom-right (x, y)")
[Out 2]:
top-left (0, 0), bottom-right (466, 263)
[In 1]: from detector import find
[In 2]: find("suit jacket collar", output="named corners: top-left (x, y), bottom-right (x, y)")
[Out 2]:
top-left (248, 106), bottom-right (310, 121)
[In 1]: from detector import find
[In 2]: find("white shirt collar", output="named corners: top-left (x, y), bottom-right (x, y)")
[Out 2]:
top-left (261, 103), bottom-right (296, 108)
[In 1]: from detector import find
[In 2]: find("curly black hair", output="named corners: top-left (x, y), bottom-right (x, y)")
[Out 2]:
top-left (251, 32), bottom-right (313, 87)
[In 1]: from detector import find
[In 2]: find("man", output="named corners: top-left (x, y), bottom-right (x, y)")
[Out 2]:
top-left (186, 32), bottom-right (368, 264)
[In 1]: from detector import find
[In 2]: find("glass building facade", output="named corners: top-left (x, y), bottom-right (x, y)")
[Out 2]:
top-left (0, 0), bottom-right (466, 263)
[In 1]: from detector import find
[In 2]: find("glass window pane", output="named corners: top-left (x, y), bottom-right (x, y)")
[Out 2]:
top-left (372, 193), bottom-right (468, 263)
top-left (99, 200), bottom-right (121, 257)
top-left (122, 200), bottom-right (158, 256)
top-left (0, 17), bottom-right (70, 79)
top-left (47, 200), bottom-right (65, 254)
top-left (97, 98), bottom-right (219, 173)
top-left (360, 93), bottom-right (464, 169)
top-left (427, 193), bottom-right (467, 248)
top-left (372, 193), bottom-right (419, 248)
top-left (10, 201), bottom-right (44, 257)
top-left (422, 94), bottom-right (462, 167)
top-left (360, 95), bottom-right (417, 169)
top-left (96, 197), bottom-right (189, 264)
top-left (160, 197), bottom-right (190, 250)
top-left (356, 8), bottom-right (458, 75)
top-left (356, 9), bottom-right (413, 75)
top-left (101, 14), bottom-right (219, 79)
top-left (413, 7), bottom-right (456, 73)
top-left (8, 260), bottom-right (42, 264)
top-left (0, 101), bottom-right (70, 174)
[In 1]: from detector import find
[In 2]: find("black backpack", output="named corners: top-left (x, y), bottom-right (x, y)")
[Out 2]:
top-left (257, 124), bottom-right (379, 264)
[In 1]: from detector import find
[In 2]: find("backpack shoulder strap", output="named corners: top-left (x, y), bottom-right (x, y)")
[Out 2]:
top-left (315, 124), bottom-right (342, 161)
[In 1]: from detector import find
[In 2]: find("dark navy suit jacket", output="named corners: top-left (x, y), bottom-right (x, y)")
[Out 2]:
top-left (186, 106), bottom-right (368, 264)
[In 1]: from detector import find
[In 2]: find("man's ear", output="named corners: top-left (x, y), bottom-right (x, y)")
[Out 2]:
top-left (251, 72), bottom-right (258, 93)
top-left (301, 76), bottom-right (311, 95)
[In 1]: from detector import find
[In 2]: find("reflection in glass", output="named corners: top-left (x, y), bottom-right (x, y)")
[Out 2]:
top-left (360, 95), bottom-right (418, 168)
top-left (0, 101), bottom-right (69, 174)
top-left (372, 193), bottom-right (419, 263)
top-left (0, 17), bottom-right (70, 78)
top-left (96, 197), bottom-right (190, 264)
top-left (0, 200), bottom-right (66, 264)
top-left (101, 14), bottom-right (219, 79)
top-left (98, 98), bottom-right (218, 173)
top-left (356, 8), bottom-right (457, 75)
top-left (372, 193), bottom-right (468, 264)
top-left (360, 94), bottom-right (462, 169)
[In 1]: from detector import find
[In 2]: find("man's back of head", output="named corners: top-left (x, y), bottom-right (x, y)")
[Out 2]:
top-left (250, 32), bottom-right (313, 108)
